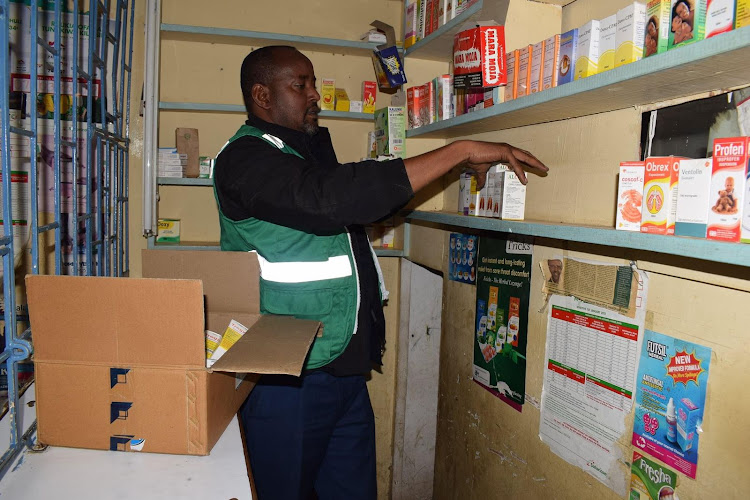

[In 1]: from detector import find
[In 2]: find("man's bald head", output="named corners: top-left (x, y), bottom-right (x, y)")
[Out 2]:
top-left (240, 45), bottom-right (299, 115)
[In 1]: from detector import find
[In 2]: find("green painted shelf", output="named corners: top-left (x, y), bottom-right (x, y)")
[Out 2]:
top-left (159, 101), bottom-right (373, 121)
top-left (407, 26), bottom-right (750, 138)
top-left (403, 210), bottom-right (750, 267)
top-left (157, 177), bottom-right (213, 186)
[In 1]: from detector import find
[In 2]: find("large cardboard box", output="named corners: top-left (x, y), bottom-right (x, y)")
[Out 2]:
top-left (453, 22), bottom-right (506, 89)
top-left (26, 250), bottom-right (320, 456)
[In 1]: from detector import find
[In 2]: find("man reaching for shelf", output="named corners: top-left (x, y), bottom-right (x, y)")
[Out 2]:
top-left (213, 45), bottom-right (548, 500)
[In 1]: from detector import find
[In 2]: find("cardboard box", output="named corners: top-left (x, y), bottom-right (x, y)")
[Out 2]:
top-left (26, 251), bottom-right (320, 455)
top-left (738, 0), bottom-right (750, 28)
top-left (641, 156), bottom-right (683, 235)
top-left (434, 74), bottom-right (453, 121)
top-left (406, 85), bottom-right (425, 129)
top-left (708, 137), bottom-right (749, 242)
top-left (374, 106), bottom-right (406, 158)
top-left (616, 2), bottom-right (647, 67)
top-left (362, 81), bottom-right (377, 113)
top-left (320, 78), bottom-right (335, 111)
top-left (675, 158), bottom-right (712, 237)
top-left (645, 0), bottom-right (671, 57)
top-left (156, 218), bottom-right (181, 243)
top-left (706, 0), bottom-right (735, 38)
top-left (616, 162), bottom-right (645, 231)
top-left (175, 128), bottom-right (199, 178)
top-left (599, 14), bottom-right (618, 71)
top-left (453, 23), bottom-right (506, 89)
top-left (529, 41), bottom-right (545, 94)
top-left (371, 20), bottom-right (407, 89)
top-left (575, 20), bottom-right (600, 80)
top-left (668, 0), bottom-right (706, 49)
top-left (542, 35), bottom-right (560, 90)
top-left (516, 45), bottom-right (531, 97)
top-left (334, 88), bottom-right (350, 112)
top-left (501, 171), bottom-right (526, 220)
top-left (405, 2), bottom-right (418, 48)
top-left (558, 29), bottom-right (578, 85)
top-left (504, 50), bottom-right (518, 101)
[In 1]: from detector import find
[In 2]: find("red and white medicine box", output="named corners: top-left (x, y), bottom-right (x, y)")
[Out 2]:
top-left (453, 23), bottom-right (506, 89)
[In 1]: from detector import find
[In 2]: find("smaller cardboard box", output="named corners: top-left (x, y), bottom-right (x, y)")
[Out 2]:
top-left (321, 78), bottom-right (336, 111)
top-left (26, 250), bottom-right (320, 456)
top-left (156, 218), bottom-right (181, 243)
top-left (371, 20), bottom-right (407, 89)
top-left (362, 81), bottom-right (377, 113)
top-left (453, 22), bottom-right (506, 89)
top-left (175, 128), bottom-right (199, 178)
top-left (334, 88), bottom-right (350, 112)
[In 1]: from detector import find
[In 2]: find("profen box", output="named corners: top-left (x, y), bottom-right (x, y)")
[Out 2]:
top-left (26, 250), bottom-right (320, 456)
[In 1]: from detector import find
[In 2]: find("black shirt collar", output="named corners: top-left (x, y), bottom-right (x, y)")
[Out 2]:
top-left (245, 113), bottom-right (316, 158)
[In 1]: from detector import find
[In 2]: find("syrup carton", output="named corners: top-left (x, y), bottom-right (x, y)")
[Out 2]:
top-left (542, 34), bottom-right (560, 90)
top-left (575, 20), bottom-right (600, 80)
top-left (320, 78), bottom-right (335, 111)
top-left (669, 0), bottom-right (707, 49)
top-left (616, 2), bottom-right (647, 67)
top-left (616, 161), bottom-right (646, 231)
top-left (334, 88), bottom-right (350, 112)
top-left (374, 106), bottom-right (406, 159)
top-left (516, 45), bottom-right (531, 98)
top-left (708, 137), bottom-right (749, 242)
top-left (406, 85), bottom-right (426, 129)
top-left (501, 171), bottom-right (526, 220)
top-left (362, 81), bottom-right (377, 113)
top-left (599, 14), bottom-right (618, 72)
top-left (645, 0), bottom-right (671, 57)
top-left (434, 74), bottom-right (453, 121)
top-left (641, 156), bottom-right (683, 234)
top-left (459, 171), bottom-right (472, 214)
top-left (504, 50), bottom-right (518, 101)
top-left (529, 41), bottom-right (545, 93)
top-left (738, 0), bottom-right (750, 28)
top-left (558, 29), bottom-right (578, 85)
top-left (675, 158), bottom-right (712, 237)
top-left (706, 0), bottom-right (735, 38)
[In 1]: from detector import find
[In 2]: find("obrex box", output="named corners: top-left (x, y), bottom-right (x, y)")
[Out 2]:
top-left (641, 156), bottom-right (683, 235)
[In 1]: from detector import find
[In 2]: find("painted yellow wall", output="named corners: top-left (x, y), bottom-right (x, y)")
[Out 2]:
top-left (410, 1), bottom-right (750, 499)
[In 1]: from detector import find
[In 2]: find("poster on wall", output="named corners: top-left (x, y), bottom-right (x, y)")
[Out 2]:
top-left (448, 232), bottom-right (477, 284)
top-left (632, 330), bottom-right (711, 479)
top-left (472, 235), bottom-right (532, 411)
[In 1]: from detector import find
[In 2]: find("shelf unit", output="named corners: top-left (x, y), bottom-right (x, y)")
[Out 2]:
top-left (404, 0), bottom-right (485, 60)
top-left (159, 101), bottom-right (374, 121)
top-left (158, 177), bottom-right (213, 186)
top-left (403, 211), bottom-right (749, 267)
top-left (407, 26), bottom-right (750, 138)
top-left (146, 237), bottom-right (403, 257)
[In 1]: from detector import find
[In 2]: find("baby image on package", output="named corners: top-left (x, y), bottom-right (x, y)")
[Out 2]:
top-left (631, 329), bottom-right (711, 479)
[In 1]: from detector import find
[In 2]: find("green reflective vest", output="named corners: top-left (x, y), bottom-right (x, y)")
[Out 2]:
top-left (214, 124), bottom-right (371, 369)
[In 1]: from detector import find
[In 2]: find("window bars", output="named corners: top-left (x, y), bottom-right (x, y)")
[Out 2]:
top-left (0, 0), bottom-right (134, 475)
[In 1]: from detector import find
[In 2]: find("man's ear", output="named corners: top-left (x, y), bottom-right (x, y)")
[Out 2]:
top-left (251, 83), bottom-right (271, 110)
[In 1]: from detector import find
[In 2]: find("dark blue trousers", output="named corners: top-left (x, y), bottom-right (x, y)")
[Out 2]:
top-left (240, 371), bottom-right (377, 500)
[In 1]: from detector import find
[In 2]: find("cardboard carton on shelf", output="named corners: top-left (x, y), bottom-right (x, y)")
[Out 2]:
top-left (26, 250), bottom-right (321, 456)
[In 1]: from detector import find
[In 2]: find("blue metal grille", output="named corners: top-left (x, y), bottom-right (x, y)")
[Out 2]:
top-left (0, 0), bottom-right (134, 475)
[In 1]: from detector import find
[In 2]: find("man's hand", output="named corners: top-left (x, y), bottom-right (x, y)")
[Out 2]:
top-left (403, 140), bottom-right (549, 193)
top-left (462, 141), bottom-right (549, 188)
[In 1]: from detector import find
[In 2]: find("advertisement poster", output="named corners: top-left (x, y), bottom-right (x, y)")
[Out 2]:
top-left (472, 236), bottom-right (532, 411)
top-left (630, 451), bottom-right (678, 500)
top-left (632, 330), bottom-right (711, 479)
top-left (448, 232), bottom-right (477, 284)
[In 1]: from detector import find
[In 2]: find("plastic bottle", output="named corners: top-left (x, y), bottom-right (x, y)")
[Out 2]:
top-left (666, 397), bottom-right (677, 443)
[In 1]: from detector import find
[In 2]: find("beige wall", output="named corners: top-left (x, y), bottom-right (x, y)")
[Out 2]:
top-left (415, 1), bottom-right (750, 499)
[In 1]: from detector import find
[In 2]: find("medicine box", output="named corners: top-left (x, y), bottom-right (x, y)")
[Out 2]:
top-left (26, 251), bottom-right (320, 455)
top-left (529, 41), bottom-right (545, 93)
top-left (501, 171), bottom-right (526, 220)
top-left (434, 74), bottom-right (453, 121)
top-left (575, 20), bottom-right (600, 80)
top-left (334, 88), bottom-right (350, 112)
top-left (599, 14), bottom-right (618, 72)
top-left (320, 78), bottom-right (335, 110)
top-left (706, 0), bottom-right (735, 38)
top-left (374, 106), bottom-right (406, 159)
top-left (156, 218), bottom-right (181, 243)
top-left (641, 156), bottom-right (682, 235)
top-left (542, 34), bottom-right (560, 90)
top-left (362, 81), bottom-right (377, 113)
top-left (675, 158), bottom-right (712, 237)
top-left (708, 137), bottom-right (749, 242)
top-left (616, 2), bottom-right (647, 67)
top-left (459, 171), bottom-right (472, 214)
top-left (616, 162), bottom-right (645, 232)
top-left (558, 29), bottom-right (578, 85)
top-left (738, 0), bottom-right (750, 28)
top-left (668, 0), bottom-right (707, 49)
top-left (516, 45), bottom-right (531, 97)
top-left (645, 0), bottom-right (671, 57)
top-left (504, 50), bottom-right (518, 101)
top-left (453, 23), bottom-right (507, 89)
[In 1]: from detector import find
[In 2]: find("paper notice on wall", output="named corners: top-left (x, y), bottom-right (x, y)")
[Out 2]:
top-left (541, 256), bottom-right (640, 318)
top-left (539, 267), bottom-right (648, 496)
top-left (631, 330), bottom-right (711, 479)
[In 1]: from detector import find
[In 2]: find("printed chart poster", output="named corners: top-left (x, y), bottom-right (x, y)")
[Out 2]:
top-left (632, 330), bottom-right (711, 479)
top-left (448, 232), bottom-right (477, 284)
top-left (472, 236), bottom-right (532, 411)
top-left (630, 451), bottom-right (678, 500)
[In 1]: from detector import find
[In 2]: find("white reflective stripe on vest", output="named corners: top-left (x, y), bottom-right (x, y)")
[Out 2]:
top-left (256, 254), bottom-right (353, 283)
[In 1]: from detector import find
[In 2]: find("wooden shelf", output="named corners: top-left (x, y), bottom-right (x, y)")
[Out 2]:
top-left (403, 210), bottom-right (750, 267)
top-left (160, 23), bottom-right (380, 56)
top-left (407, 27), bottom-right (750, 138)
top-left (159, 101), bottom-right (374, 121)
top-left (158, 177), bottom-right (212, 186)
